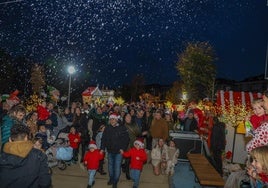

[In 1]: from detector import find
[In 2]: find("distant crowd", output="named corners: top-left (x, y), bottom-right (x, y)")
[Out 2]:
top-left (0, 95), bottom-right (267, 188)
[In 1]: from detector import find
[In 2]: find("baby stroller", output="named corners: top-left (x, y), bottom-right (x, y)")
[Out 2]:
top-left (46, 136), bottom-right (73, 174)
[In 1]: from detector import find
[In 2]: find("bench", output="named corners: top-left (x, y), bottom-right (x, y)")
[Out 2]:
top-left (187, 153), bottom-right (225, 187)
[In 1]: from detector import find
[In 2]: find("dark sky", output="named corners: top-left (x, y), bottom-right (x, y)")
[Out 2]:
top-left (0, 0), bottom-right (267, 87)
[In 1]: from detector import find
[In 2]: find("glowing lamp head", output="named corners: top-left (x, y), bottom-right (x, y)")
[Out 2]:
top-left (67, 66), bottom-right (75, 74)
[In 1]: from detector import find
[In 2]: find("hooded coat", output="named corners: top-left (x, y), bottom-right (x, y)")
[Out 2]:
top-left (0, 141), bottom-right (51, 188)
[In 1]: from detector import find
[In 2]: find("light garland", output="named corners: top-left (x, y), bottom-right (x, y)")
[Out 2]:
top-left (217, 101), bottom-right (250, 128)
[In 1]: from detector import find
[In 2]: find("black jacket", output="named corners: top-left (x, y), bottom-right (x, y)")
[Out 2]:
top-left (0, 141), bottom-right (51, 188)
top-left (73, 114), bottom-right (90, 143)
top-left (211, 121), bottom-right (226, 151)
top-left (101, 123), bottom-right (129, 153)
top-left (180, 117), bottom-right (198, 132)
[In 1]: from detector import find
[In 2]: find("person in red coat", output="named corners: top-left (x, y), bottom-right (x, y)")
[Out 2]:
top-left (37, 101), bottom-right (50, 121)
top-left (120, 139), bottom-right (147, 188)
top-left (68, 126), bottom-right (81, 163)
top-left (84, 141), bottom-right (104, 188)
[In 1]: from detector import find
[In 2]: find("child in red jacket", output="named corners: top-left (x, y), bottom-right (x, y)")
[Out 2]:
top-left (84, 141), bottom-right (104, 188)
top-left (120, 138), bottom-right (147, 188)
top-left (68, 126), bottom-right (81, 163)
top-left (37, 101), bottom-right (50, 121)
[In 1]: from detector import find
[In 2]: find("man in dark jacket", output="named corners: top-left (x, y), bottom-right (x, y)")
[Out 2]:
top-left (211, 116), bottom-right (226, 176)
top-left (180, 110), bottom-right (198, 132)
top-left (101, 113), bottom-right (129, 188)
top-left (0, 123), bottom-right (51, 188)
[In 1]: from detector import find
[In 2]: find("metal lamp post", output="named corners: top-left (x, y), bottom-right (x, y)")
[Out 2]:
top-left (67, 66), bottom-right (75, 107)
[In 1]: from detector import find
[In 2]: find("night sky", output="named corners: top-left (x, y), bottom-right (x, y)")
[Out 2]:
top-left (0, 0), bottom-right (267, 87)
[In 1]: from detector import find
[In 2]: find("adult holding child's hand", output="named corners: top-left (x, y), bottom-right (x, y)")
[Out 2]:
top-left (100, 113), bottom-right (129, 188)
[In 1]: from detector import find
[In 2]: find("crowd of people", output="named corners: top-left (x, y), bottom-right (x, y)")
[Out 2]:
top-left (0, 91), bottom-right (267, 188)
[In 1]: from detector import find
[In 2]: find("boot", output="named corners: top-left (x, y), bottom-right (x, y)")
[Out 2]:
top-left (112, 183), bottom-right (117, 188)
top-left (107, 180), bottom-right (113, 185)
top-left (87, 185), bottom-right (91, 188)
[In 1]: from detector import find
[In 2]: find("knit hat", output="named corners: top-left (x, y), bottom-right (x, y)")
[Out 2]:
top-left (109, 113), bottom-right (119, 120)
top-left (88, 140), bottom-right (97, 149)
top-left (134, 138), bottom-right (144, 148)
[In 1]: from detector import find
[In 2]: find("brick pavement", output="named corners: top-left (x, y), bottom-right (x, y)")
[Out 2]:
top-left (51, 161), bottom-right (170, 188)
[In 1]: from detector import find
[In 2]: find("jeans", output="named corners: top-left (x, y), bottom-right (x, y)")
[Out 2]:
top-left (108, 153), bottom-right (123, 184)
top-left (88, 169), bottom-right (97, 186)
top-left (72, 148), bottom-right (79, 161)
top-left (130, 169), bottom-right (141, 187)
top-left (81, 142), bottom-right (88, 162)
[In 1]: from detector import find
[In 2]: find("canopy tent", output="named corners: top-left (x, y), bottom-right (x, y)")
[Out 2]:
top-left (216, 90), bottom-right (262, 164)
top-left (216, 90), bottom-right (262, 111)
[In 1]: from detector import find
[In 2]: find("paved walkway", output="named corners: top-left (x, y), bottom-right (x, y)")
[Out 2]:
top-left (51, 161), bottom-right (170, 188)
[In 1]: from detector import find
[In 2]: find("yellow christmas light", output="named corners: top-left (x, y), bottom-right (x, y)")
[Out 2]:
top-left (115, 96), bottom-right (125, 105)
top-left (165, 101), bottom-right (173, 109)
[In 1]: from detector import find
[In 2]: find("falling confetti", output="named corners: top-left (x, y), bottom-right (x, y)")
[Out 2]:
top-left (0, 0), bottom-right (267, 87)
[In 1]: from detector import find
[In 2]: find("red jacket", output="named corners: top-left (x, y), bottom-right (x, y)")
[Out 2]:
top-left (259, 173), bottom-right (268, 184)
top-left (193, 108), bottom-right (204, 128)
top-left (37, 105), bottom-right (50, 121)
top-left (83, 150), bottom-right (104, 170)
top-left (68, 133), bottom-right (81, 149)
top-left (250, 114), bottom-right (268, 130)
top-left (122, 147), bottom-right (147, 170)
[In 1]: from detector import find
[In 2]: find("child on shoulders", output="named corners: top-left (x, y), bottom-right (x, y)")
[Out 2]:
top-left (37, 101), bottom-right (50, 121)
top-left (245, 99), bottom-right (268, 136)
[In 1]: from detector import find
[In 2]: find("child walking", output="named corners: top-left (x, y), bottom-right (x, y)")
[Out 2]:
top-left (84, 141), bottom-right (104, 188)
top-left (120, 138), bottom-right (147, 188)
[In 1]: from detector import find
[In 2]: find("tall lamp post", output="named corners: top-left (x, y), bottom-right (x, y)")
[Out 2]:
top-left (67, 66), bottom-right (75, 107)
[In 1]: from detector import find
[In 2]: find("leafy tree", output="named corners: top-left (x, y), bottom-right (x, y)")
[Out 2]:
top-left (165, 81), bottom-right (183, 104)
top-left (176, 42), bottom-right (217, 101)
top-left (30, 64), bottom-right (46, 94)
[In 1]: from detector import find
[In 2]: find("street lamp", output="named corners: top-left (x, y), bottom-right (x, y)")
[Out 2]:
top-left (182, 92), bottom-right (187, 101)
top-left (67, 66), bottom-right (75, 107)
